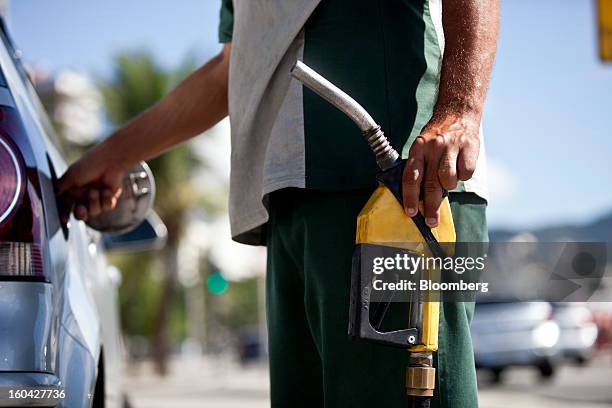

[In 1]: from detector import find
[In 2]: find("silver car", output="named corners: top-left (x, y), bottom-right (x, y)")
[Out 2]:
top-left (0, 19), bottom-right (163, 407)
top-left (471, 302), bottom-right (561, 383)
top-left (551, 303), bottom-right (598, 364)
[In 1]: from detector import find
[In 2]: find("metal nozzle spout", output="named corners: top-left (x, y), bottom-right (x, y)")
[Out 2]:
top-left (290, 61), bottom-right (400, 171)
top-left (290, 61), bottom-right (378, 132)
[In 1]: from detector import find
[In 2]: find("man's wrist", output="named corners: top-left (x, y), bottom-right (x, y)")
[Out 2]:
top-left (427, 108), bottom-right (480, 130)
top-left (95, 130), bottom-right (133, 172)
top-left (432, 96), bottom-right (482, 122)
top-left (420, 107), bottom-right (481, 142)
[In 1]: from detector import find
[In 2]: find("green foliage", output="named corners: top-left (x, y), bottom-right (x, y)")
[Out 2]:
top-left (170, 287), bottom-right (187, 341)
top-left (102, 51), bottom-right (169, 124)
top-left (219, 278), bottom-right (261, 330)
top-left (113, 252), bottom-right (160, 336)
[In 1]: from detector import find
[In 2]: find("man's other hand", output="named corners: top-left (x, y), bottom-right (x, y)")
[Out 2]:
top-left (57, 147), bottom-right (126, 223)
top-left (402, 113), bottom-right (480, 228)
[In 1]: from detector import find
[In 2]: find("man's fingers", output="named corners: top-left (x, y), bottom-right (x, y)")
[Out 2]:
top-left (457, 137), bottom-right (479, 181)
top-left (75, 204), bottom-right (88, 221)
top-left (56, 185), bottom-right (88, 224)
top-left (423, 136), bottom-right (445, 228)
top-left (102, 170), bottom-right (125, 194)
top-left (88, 189), bottom-right (102, 216)
top-left (423, 177), bottom-right (443, 228)
top-left (55, 164), bottom-right (126, 222)
top-left (101, 189), bottom-right (116, 211)
top-left (403, 138), bottom-right (425, 216)
top-left (61, 186), bottom-right (120, 223)
top-left (438, 144), bottom-right (459, 190)
top-left (403, 116), bottom-right (480, 227)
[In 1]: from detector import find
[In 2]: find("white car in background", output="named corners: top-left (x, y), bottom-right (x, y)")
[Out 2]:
top-left (471, 302), bottom-right (561, 383)
top-left (551, 303), bottom-right (598, 364)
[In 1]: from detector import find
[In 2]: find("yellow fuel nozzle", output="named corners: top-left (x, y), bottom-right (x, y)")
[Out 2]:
top-left (291, 61), bottom-right (456, 405)
top-left (355, 185), bottom-right (455, 406)
top-left (354, 184), bottom-right (455, 354)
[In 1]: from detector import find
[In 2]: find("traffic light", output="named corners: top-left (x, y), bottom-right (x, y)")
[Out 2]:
top-left (598, 0), bottom-right (612, 61)
top-left (207, 271), bottom-right (229, 295)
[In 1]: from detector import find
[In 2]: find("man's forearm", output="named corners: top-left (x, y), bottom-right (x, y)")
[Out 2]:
top-left (99, 44), bottom-right (231, 170)
top-left (434, 0), bottom-right (499, 120)
top-left (403, 1), bottom-right (498, 226)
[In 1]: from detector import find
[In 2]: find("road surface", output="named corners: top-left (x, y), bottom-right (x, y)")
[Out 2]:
top-left (125, 354), bottom-right (612, 408)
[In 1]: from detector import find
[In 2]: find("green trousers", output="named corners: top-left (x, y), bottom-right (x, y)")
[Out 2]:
top-left (266, 188), bottom-right (487, 407)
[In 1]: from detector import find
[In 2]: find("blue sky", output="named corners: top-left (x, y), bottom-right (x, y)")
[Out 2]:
top-left (7, 0), bottom-right (612, 229)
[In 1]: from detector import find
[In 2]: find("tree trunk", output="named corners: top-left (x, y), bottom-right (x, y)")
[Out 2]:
top-left (152, 243), bottom-right (179, 376)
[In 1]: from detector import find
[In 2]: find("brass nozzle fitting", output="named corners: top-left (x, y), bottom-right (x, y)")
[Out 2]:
top-left (406, 352), bottom-right (435, 397)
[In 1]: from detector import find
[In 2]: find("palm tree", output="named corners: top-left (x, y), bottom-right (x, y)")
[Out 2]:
top-left (102, 51), bottom-right (202, 375)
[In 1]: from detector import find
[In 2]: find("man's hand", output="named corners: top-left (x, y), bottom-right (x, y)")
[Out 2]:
top-left (57, 145), bottom-right (126, 222)
top-left (402, 113), bottom-right (480, 228)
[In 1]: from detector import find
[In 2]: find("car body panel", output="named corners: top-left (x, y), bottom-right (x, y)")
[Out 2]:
top-left (0, 282), bottom-right (54, 371)
top-left (0, 372), bottom-right (62, 407)
top-left (0, 21), bottom-right (125, 408)
top-left (552, 303), bottom-right (598, 360)
top-left (63, 221), bottom-right (101, 357)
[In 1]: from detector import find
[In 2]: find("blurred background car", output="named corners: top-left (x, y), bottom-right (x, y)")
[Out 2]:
top-left (592, 307), bottom-right (612, 350)
top-left (471, 302), bottom-right (561, 383)
top-left (551, 303), bottom-right (598, 365)
top-left (236, 325), bottom-right (264, 365)
top-left (0, 17), bottom-right (165, 407)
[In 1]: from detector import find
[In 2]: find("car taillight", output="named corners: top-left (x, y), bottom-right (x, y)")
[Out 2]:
top-left (0, 108), bottom-right (45, 279)
top-left (0, 242), bottom-right (42, 276)
top-left (0, 136), bottom-right (25, 224)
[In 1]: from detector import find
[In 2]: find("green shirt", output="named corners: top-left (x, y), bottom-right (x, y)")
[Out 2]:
top-left (221, 0), bottom-right (440, 187)
top-left (219, 0), bottom-right (487, 244)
